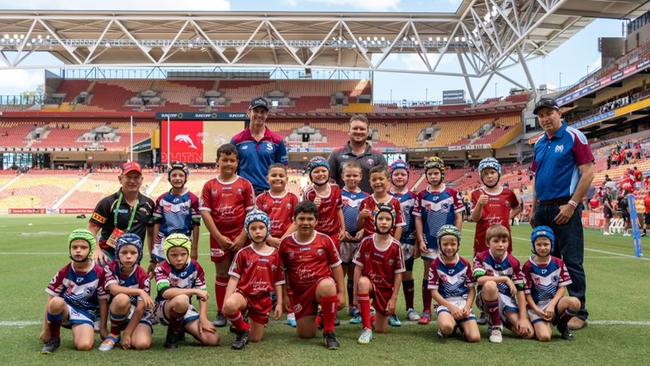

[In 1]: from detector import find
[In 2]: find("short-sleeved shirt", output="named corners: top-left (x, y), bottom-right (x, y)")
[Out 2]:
top-left (90, 190), bottom-right (155, 252)
top-left (470, 187), bottom-right (519, 253)
top-left (352, 234), bottom-right (405, 290)
top-left (228, 246), bottom-right (285, 297)
top-left (256, 191), bottom-right (299, 238)
top-left (153, 190), bottom-right (201, 237)
top-left (341, 188), bottom-right (370, 236)
top-left (104, 260), bottom-right (150, 306)
top-left (279, 233), bottom-right (342, 292)
top-left (473, 250), bottom-right (524, 298)
top-left (532, 124), bottom-right (595, 201)
top-left (328, 142), bottom-right (387, 194)
top-left (391, 190), bottom-right (418, 245)
top-left (231, 128), bottom-right (288, 192)
top-left (522, 256), bottom-right (572, 304)
top-left (427, 255), bottom-right (474, 299)
top-left (199, 176), bottom-right (255, 242)
top-left (358, 195), bottom-right (406, 238)
top-left (46, 262), bottom-right (109, 315)
top-left (413, 185), bottom-right (464, 250)
top-left (303, 184), bottom-right (343, 236)
top-left (154, 259), bottom-right (206, 301)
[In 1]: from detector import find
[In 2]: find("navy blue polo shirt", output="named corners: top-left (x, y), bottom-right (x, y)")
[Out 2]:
top-left (532, 124), bottom-right (594, 201)
top-left (231, 127), bottom-right (288, 192)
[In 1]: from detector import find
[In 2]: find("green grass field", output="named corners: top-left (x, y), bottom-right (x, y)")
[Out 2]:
top-left (1, 216), bottom-right (649, 365)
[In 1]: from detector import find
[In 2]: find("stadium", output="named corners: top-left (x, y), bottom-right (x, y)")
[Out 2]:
top-left (0, 0), bottom-right (649, 364)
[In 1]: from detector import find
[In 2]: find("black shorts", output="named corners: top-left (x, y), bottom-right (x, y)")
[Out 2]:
top-left (644, 213), bottom-right (650, 225)
top-left (622, 212), bottom-right (630, 223)
top-left (604, 207), bottom-right (613, 219)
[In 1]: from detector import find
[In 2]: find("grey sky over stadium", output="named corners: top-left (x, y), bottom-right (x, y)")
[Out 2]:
top-left (0, 0), bottom-right (626, 102)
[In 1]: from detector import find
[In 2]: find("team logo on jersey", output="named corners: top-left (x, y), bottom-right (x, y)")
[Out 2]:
top-left (174, 134), bottom-right (198, 149)
top-left (293, 303), bottom-right (303, 313)
top-left (76, 277), bottom-right (84, 283)
top-left (317, 249), bottom-right (325, 256)
top-left (388, 259), bottom-right (394, 266)
top-left (265, 143), bottom-right (274, 151)
top-left (541, 269), bottom-right (547, 274)
top-left (241, 145), bottom-right (249, 150)
top-left (554, 145), bottom-right (564, 153)
top-left (288, 252), bottom-right (295, 259)
top-left (367, 158), bottom-right (374, 166)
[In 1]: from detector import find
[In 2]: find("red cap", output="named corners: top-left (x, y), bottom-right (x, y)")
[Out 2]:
top-left (121, 161), bottom-right (142, 175)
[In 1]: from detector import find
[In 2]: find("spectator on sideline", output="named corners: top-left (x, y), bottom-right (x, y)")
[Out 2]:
top-left (328, 115), bottom-right (387, 194)
top-left (88, 162), bottom-right (155, 266)
top-left (530, 97), bottom-right (594, 331)
top-left (231, 97), bottom-right (288, 195)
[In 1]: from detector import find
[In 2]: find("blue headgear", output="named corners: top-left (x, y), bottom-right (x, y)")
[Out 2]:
top-left (307, 156), bottom-right (330, 185)
top-left (244, 209), bottom-right (271, 241)
top-left (115, 233), bottom-right (144, 266)
top-left (389, 160), bottom-right (409, 185)
top-left (478, 157), bottom-right (501, 188)
top-left (530, 226), bottom-right (555, 255)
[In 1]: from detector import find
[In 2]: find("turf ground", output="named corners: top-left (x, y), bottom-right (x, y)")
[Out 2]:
top-left (1, 215), bottom-right (649, 366)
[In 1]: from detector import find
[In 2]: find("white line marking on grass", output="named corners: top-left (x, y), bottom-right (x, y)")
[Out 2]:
top-left (508, 234), bottom-right (649, 261)
top-left (0, 321), bottom-right (41, 328)
top-left (0, 252), bottom-right (66, 255)
top-left (589, 320), bottom-right (650, 326)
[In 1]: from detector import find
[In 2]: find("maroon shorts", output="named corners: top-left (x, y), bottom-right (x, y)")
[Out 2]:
top-left (238, 290), bottom-right (272, 325)
top-left (290, 277), bottom-right (331, 320)
top-left (371, 283), bottom-right (394, 317)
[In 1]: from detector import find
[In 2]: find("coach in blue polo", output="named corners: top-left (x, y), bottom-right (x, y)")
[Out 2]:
top-left (531, 97), bottom-right (594, 330)
top-left (231, 97), bottom-right (288, 195)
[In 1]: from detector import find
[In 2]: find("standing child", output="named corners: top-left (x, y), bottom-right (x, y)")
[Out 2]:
top-left (302, 157), bottom-right (346, 251)
top-left (200, 143), bottom-right (255, 327)
top-left (256, 163), bottom-right (299, 248)
top-left (223, 210), bottom-right (285, 350)
top-left (154, 233), bottom-right (220, 348)
top-left (428, 225), bottom-right (480, 342)
top-left (524, 226), bottom-right (581, 341)
top-left (152, 162), bottom-right (201, 264)
top-left (474, 224), bottom-right (534, 343)
top-left (470, 158), bottom-right (521, 255)
top-left (389, 160), bottom-right (420, 323)
top-left (339, 161), bottom-right (369, 324)
top-left (353, 204), bottom-right (405, 344)
top-left (358, 165), bottom-right (405, 242)
top-left (414, 156), bottom-right (463, 325)
top-left (279, 201), bottom-right (346, 350)
top-left (40, 229), bottom-right (109, 353)
top-left (99, 234), bottom-right (154, 351)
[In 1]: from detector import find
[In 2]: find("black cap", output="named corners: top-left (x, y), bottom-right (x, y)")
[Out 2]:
top-left (533, 97), bottom-right (559, 115)
top-left (249, 97), bottom-right (269, 111)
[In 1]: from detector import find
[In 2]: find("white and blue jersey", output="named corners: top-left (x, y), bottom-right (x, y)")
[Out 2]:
top-left (413, 185), bottom-right (464, 251)
top-left (473, 250), bottom-right (525, 298)
top-left (522, 256), bottom-right (572, 305)
top-left (341, 188), bottom-right (369, 235)
top-left (154, 260), bottom-right (206, 302)
top-left (427, 256), bottom-right (474, 299)
top-left (231, 128), bottom-right (288, 192)
top-left (391, 190), bottom-right (417, 246)
top-left (152, 190), bottom-right (201, 260)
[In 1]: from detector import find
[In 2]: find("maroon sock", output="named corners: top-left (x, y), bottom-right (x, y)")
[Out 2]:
top-left (558, 309), bottom-right (576, 330)
top-left (358, 293), bottom-right (371, 330)
top-left (168, 308), bottom-right (185, 331)
top-left (227, 311), bottom-right (250, 333)
top-left (109, 313), bottom-right (128, 335)
top-left (320, 295), bottom-right (338, 334)
top-left (403, 279), bottom-right (414, 310)
top-left (422, 279), bottom-right (432, 312)
top-left (485, 300), bottom-right (502, 327)
top-left (215, 277), bottom-right (229, 314)
top-left (347, 279), bottom-right (354, 308)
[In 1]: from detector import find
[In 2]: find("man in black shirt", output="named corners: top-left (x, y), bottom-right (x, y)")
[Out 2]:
top-left (88, 162), bottom-right (155, 265)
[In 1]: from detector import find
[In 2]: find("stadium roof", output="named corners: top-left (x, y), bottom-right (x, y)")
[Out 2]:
top-left (0, 0), bottom-right (649, 102)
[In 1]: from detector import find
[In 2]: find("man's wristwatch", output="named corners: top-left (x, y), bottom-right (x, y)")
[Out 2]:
top-left (568, 200), bottom-right (578, 208)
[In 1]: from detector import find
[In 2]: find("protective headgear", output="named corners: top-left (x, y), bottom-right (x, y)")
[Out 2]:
top-left (115, 233), bottom-right (144, 266)
top-left (307, 156), bottom-right (330, 185)
top-left (478, 157), bottom-right (501, 188)
top-left (423, 156), bottom-right (445, 181)
top-left (168, 162), bottom-right (189, 182)
top-left (389, 160), bottom-right (409, 185)
top-left (531, 226), bottom-right (555, 256)
top-left (374, 203), bottom-right (395, 235)
top-left (244, 209), bottom-right (271, 242)
top-left (163, 233), bottom-right (192, 264)
top-left (68, 229), bottom-right (96, 263)
top-left (437, 224), bottom-right (461, 257)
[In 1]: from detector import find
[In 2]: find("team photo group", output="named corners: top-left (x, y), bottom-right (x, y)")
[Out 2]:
top-left (40, 96), bottom-right (591, 353)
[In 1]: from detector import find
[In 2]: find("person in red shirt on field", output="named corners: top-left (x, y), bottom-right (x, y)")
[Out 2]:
top-left (256, 163), bottom-right (299, 247)
top-left (279, 201), bottom-right (346, 350)
top-left (200, 143), bottom-right (255, 327)
top-left (357, 165), bottom-right (405, 240)
top-left (302, 157), bottom-right (346, 251)
top-left (470, 158), bottom-right (521, 255)
top-left (223, 210), bottom-right (285, 350)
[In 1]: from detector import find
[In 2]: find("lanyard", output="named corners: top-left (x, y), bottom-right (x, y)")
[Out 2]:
top-left (113, 191), bottom-right (138, 232)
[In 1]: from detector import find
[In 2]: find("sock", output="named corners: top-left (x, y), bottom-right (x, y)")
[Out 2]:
top-left (403, 279), bottom-right (414, 310)
top-left (227, 311), bottom-right (250, 333)
top-left (109, 312), bottom-right (128, 335)
top-left (358, 293), bottom-right (371, 330)
top-left (422, 279), bottom-right (432, 313)
top-left (215, 276), bottom-right (229, 314)
top-left (168, 308), bottom-right (185, 332)
top-left (557, 309), bottom-right (576, 330)
top-left (485, 300), bottom-right (502, 328)
top-left (46, 312), bottom-right (63, 339)
top-left (320, 295), bottom-right (338, 334)
top-left (347, 279), bottom-right (354, 309)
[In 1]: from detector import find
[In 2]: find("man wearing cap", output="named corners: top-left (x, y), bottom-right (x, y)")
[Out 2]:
top-left (88, 162), bottom-right (155, 266)
top-left (530, 97), bottom-right (594, 330)
top-left (231, 97), bottom-right (288, 195)
top-left (328, 114), bottom-right (387, 194)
